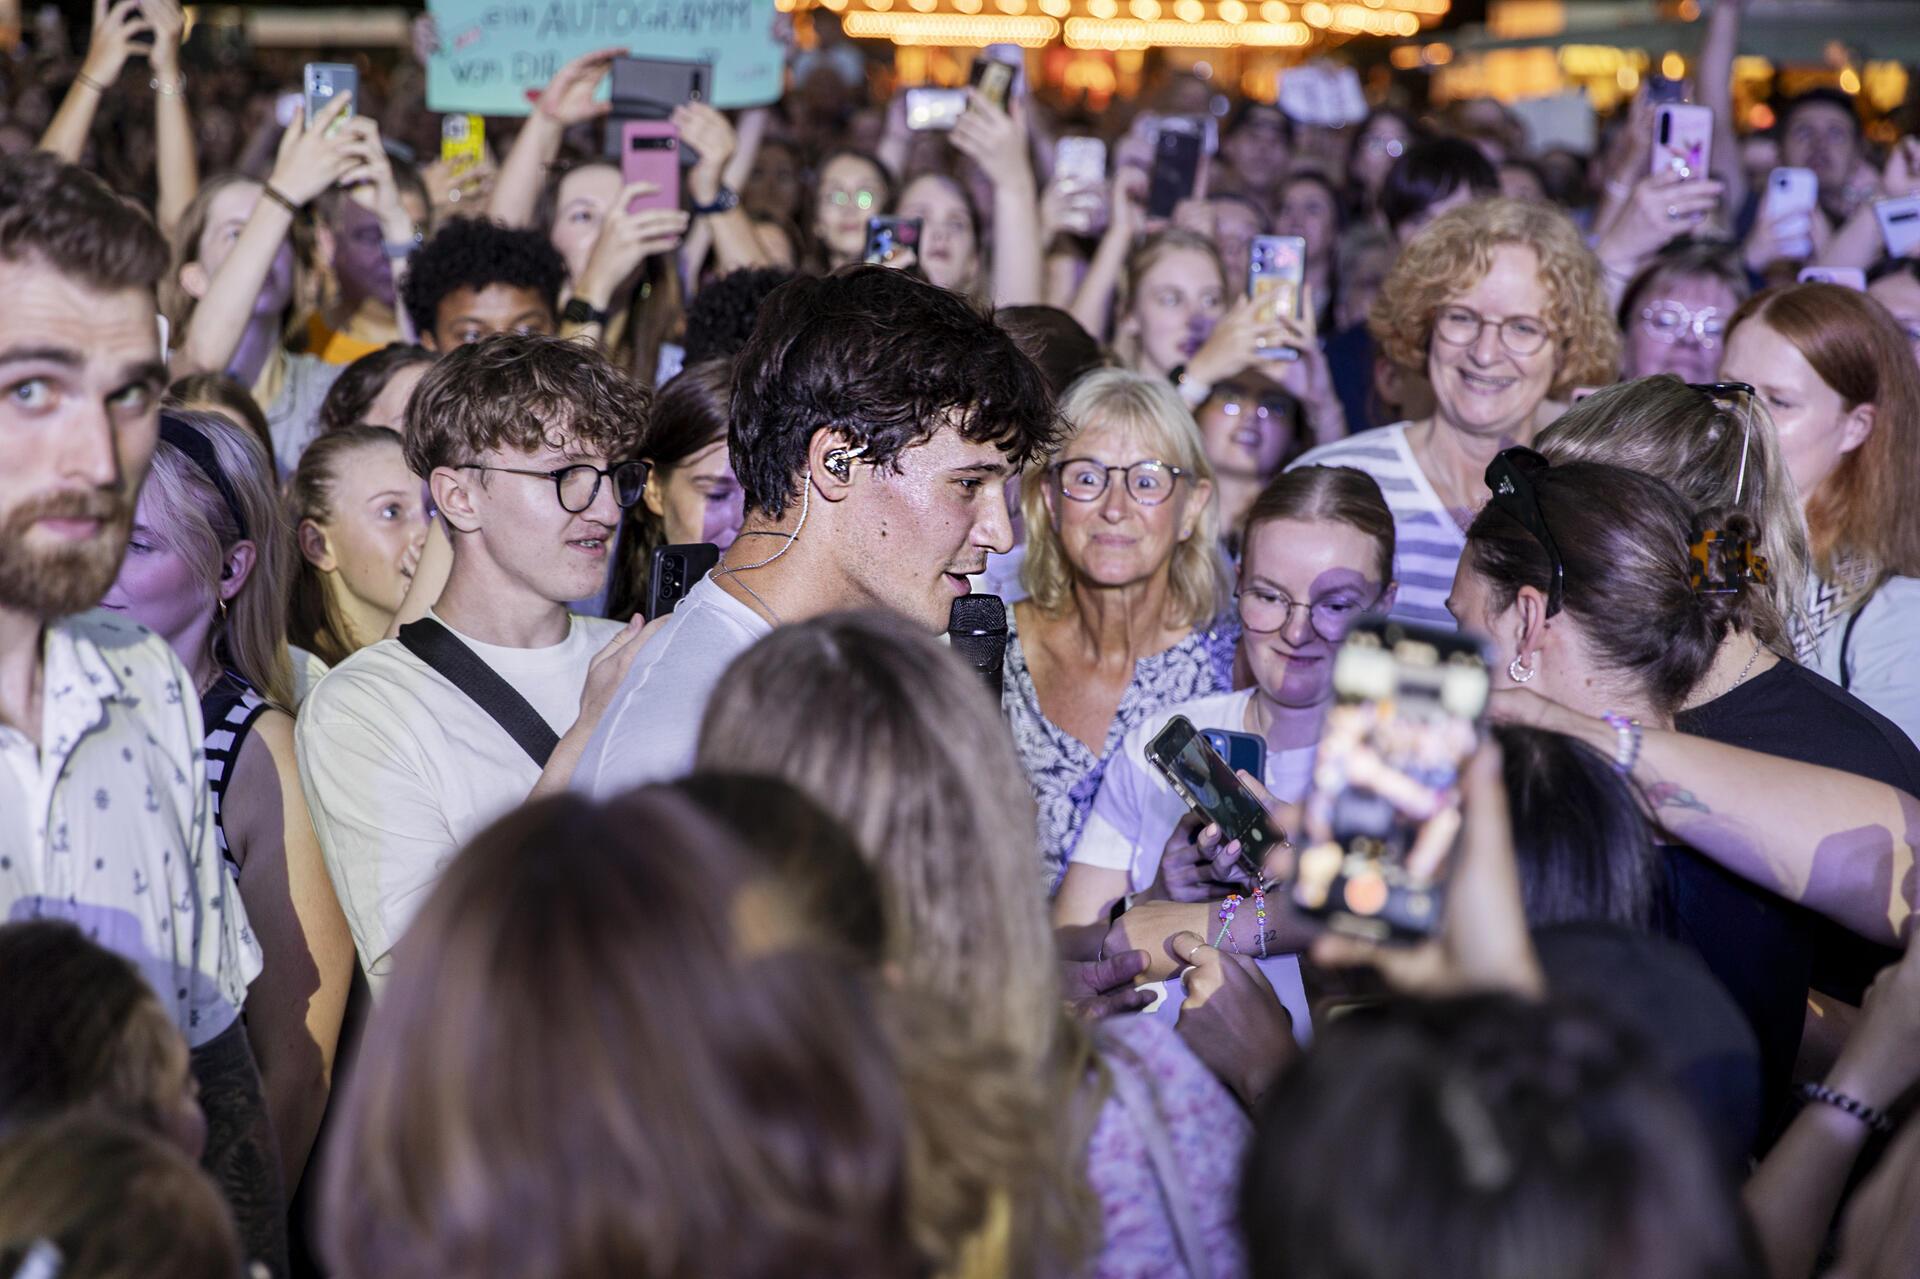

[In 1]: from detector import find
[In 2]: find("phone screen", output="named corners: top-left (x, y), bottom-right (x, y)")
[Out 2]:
top-left (1249, 235), bottom-right (1305, 362)
top-left (1148, 716), bottom-right (1277, 878)
top-left (1293, 620), bottom-right (1489, 941)
top-left (865, 216), bottom-right (922, 268)
top-left (1146, 125), bottom-right (1204, 219)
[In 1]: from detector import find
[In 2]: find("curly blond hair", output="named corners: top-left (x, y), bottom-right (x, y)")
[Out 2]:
top-left (1368, 198), bottom-right (1619, 398)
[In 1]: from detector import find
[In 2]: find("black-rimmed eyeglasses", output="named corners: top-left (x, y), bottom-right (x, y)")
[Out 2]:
top-left (1050, 458), bottom-right (1189, 506)
top-left (459, 459), bottom-right (651, 513)
top-left (1484, 446), bottom-right (1564, 617)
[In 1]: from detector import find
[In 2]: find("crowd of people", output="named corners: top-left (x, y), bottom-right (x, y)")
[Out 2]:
top-left (5, 0), bottom-right (1920, 1275)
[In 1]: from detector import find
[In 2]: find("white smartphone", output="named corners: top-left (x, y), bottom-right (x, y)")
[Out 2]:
top-left (904, 87), bottom-right (966, 133)
top-left (1054, 135), bottom-right (1107, 185)
top-left (1651, 103), bottom-right (1713, 178)
top-left (1875, 195), bottom-right (1920, 260)
top-left (1767, 167), bottom-right (1819, 260)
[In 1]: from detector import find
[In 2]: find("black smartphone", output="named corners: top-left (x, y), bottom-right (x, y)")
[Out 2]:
top-left (1646, 73), bottom-right (1688, 105)
top-left (1292, 618), bottom-right (1490, 943)
top-left (610, 55), bottom-right (711, 118)
top-left (1146, 715), bottom-right (1279, 881)
top-left (646, 542), bottom-right (720, 620)
top-left (1203, 728), bottom-right (1266, 780)
top-left (969, 55), bottom-right (1015, 112)
top-left (864, 216), bottom-right (922, 268)
top-left (1146, 119), bottom-right (1205, 219)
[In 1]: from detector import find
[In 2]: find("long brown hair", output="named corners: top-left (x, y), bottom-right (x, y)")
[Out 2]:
top-left (696, 611), bottom-right (1101, 1275)
top-left (1726, 283), bottom-right (1920, 587)
top-left (323, 790), bottom-right (917, 1279)
top-left (607, 358), bottom-right (733, 621)
top-left (285, 425), bottom-right (406, 668)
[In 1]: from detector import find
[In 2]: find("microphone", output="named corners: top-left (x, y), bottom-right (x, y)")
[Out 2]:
top-left (947, 593), bottom-right (1008, 699)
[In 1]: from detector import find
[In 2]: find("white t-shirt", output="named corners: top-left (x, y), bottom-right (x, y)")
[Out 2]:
top-left (1291, 422), bottom-right (1464, 630)
top-left (1807, 574), bottom-right (1920, 749)
top-left (572, 573), bottom-right (773, 796)
top-left (297, 610), bottom-right (623, 994)
top-left (1074, 688), bottom-right (1317, 1045)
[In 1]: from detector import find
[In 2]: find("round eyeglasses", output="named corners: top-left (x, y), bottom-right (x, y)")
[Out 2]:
top-left (458, 459), bottom-right (651, 513)
top-left (828, 188), bottom-right (877, 211)
top-left (1639, 301), bottom-right (1725, 348)
top-left (1051, 458), bottom-right (1189, 506)
top-left (1433, 305), bottom-right (1553, 357)
top-left (1235, 585), bottom-right (1379, 641)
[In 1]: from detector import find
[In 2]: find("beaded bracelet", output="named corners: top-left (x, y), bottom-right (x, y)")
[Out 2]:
top-left (1601, 712), bottom-right (1643, 776)
top-left (1795, 1082), bottom-right (1895, 1135)
top-left (260, 182), bottom-right (299, 216)
top-left (1215, 894), bottom-right (1244, 953)
top-left (1252, 886), bottom-right (1268, 959)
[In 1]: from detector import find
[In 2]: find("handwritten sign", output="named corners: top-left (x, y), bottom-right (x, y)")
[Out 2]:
top-left (426, 0), bottom-right (782, 115)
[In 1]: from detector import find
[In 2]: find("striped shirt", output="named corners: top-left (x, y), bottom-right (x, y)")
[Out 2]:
top-left (1290, 422), bottom-right (1464, 629)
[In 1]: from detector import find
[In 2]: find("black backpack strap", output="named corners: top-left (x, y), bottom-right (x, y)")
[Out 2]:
top-left (396, 619), bottom-right (559, 767)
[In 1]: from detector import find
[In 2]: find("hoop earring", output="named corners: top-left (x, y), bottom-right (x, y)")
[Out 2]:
top-left (1508, 654), bottom-right (1535, 684)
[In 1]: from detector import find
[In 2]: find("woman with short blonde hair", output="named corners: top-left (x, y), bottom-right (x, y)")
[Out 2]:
top-left (1010, 367), bottom-right (1236, 881)
top-left (1294, 197), bottom-right (1618, 628)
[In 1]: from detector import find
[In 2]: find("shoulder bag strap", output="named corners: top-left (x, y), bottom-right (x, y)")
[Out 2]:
top-left (1839, 584), bottom-right (1881, 693)
top-left (396, 619), bottom-right (559, 768)
top-left (1101, 1045), bottom-right (1220, 1279)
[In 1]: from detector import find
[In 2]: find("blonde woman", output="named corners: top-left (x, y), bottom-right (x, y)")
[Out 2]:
top-left (1293, 197), bottom-right (1620, 628)
top-left (102, 410), bottom-right (354, 1194)
top-left (698, 611), bottom-right (1250, 1279)
top-left (1010, 367), bottom-right (1235, 884)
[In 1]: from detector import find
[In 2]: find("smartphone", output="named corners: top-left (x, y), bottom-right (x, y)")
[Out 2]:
top-left (1646, 73), bottom-right (1689, 105)
top-left (440, 113), bottom-right (485, 174)
top-left (1202, 728), bottom-right (1266, 780)
top-left (969, 53), bottom-right (1016, 112)
top-left (1054, 135), bottom-right (1107, 184)
top-left (621, 121), bottom-right (680, 212)
top-left (1798, 266), bottom-right (1866, 290)
top-left (303, 62), bottom-right (357, 136)
top-left (1249, 234), bottom-right (1306, 363)
top-left (1766, 166), bottom-right (1819, 259)
top-left (609, 55), bottom-right (711, 119)
top-left (863, 216), bottom-right (922, 269)
top-left (1146, 715), bottom-right (1281, 882)
top-left (646, 543), bottom-right (720, 620)
top-left (1875, 194), bottom-right (1920, 260)
top-left (905, 87), bottom-right (967, 132)
top-left (1146, 118), bottom-right (1205, 219)
top-left (1292, 618), bottom-right (1490, 943)
top-left (1651, 103), bottom-right (1712, 179)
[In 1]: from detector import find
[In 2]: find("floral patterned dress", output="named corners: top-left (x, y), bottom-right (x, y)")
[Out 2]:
top-left (1003, 607), bottom-right (1242, 892)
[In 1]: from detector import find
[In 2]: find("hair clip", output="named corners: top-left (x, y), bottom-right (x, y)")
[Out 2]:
top-left (1689, 529), bottom-right (1770, 594)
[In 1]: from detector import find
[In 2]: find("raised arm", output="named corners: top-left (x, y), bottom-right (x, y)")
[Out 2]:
top-left (1813, 137), bottom-right (1920, 271)
top-left (1069, 169), bottom-right (1141, 340)
top-left (675, 103), bottom-right (769, 278)
top-left (1697, 0), bottom-right (1748, 214)
top-left (174, 95), bottom-right (361, 378)
top-left (488, 45), bottom-right (623, 228)
top-left (952, 91), bottom-right (1044, 308)
top-left (1494, 689), bottom-right (1918, 947)
top-left (39, 0), bottom-right (149, 161)
top-left (145, 0), bottom-right (196, 235)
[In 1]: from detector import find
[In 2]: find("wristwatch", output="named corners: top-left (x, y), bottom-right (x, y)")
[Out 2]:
top-left (690, 185), bottom-right (740, 216)
top-left (1168, 363), bottom-right (1210, 408)
top-left (562, 297), bottom-right (612, 328)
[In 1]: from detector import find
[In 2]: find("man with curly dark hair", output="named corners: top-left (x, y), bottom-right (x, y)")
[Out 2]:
top-left (398, 216), bottom-right (567, 352)
top-left (681, 266), bottom-right (797, 364)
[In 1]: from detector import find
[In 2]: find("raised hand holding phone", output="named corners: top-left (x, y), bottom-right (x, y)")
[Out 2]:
top-left (79, 0), bottom-right (153, 87)
top-left (265, 93), bottom-right (364, 208)
top-left (533, 45), bottom-right (626, 125)
top-left (573, 180), bottom-right (690, 312)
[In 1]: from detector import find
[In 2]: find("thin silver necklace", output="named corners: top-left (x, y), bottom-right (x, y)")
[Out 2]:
top-left (1726, 639), bottom-right (1764, 695)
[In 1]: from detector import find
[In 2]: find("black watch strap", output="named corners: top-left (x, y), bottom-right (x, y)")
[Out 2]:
top-left (691, 185), bottom-right (740, 216)
top-left (562, 297), bottom-right (611, 328)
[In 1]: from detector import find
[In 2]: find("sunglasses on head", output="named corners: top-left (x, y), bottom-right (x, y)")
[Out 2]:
top-left (1484, 445), bottom-right (1564, 618)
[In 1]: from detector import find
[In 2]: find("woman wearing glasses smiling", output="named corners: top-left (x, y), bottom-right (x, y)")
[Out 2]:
top-left (1007, 368), bottom-right (1235, 886)
top-left (1292, 198), bottom-right (1618, 630)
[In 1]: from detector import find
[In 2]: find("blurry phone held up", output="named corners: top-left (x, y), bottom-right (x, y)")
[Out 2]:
top-left (1292, 618), bottom-right (1490, 943)
top-left (864, 216), bottom-right (922, 269)
top-left (905, 87), bottom-right (967, 133)
top-left (1146, 715), bottom-right (1279, 883)
top-left (1146, 118), bottom-right (1205, 219)
top-left (647, 544), bottom-right (720, 621)
top-left (1651, 103), bottom-right (1712, 179)
top-left (1054, 135), bottom-right (1107, 184)
top-left (303, 62), bottom-right (357, 137)
top-left (1249, 235), bottom-right (1306, 363)
top-left (621, 122), bottom-right (680, 213)
top-left (441, 114), bottom-right (485, 174)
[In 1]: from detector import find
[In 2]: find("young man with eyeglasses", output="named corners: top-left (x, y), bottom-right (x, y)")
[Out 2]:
top-left (573, 265), bottom-right (1060, 795)
top-left (297, 334), bottom-right (648, 994)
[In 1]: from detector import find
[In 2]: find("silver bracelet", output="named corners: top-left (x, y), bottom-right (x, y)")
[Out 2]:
top-left (150, 73), bottom-right (187, 97)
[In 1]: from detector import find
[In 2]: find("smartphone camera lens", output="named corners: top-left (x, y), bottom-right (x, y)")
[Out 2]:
top-left (1658, 114), bottom-right (1672, 145)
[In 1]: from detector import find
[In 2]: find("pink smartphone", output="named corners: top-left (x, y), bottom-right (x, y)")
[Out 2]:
top-left (1652, 104), bottom-right (1713, 179)
top-left (620, 121), bottom-right (680, 213)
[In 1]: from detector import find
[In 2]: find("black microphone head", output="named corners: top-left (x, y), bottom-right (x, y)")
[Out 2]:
top-left (949, 593), bottom-right (1008, 637)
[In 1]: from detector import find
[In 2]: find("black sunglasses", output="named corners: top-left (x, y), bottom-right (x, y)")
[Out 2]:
top-left (1484, 445), bottom-right (1564, 618)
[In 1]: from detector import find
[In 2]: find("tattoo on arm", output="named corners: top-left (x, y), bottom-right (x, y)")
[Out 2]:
top-left (1646, 782), bottom-right (1712, 816)
top-left (191, 1020), bottom-right (290, 1279)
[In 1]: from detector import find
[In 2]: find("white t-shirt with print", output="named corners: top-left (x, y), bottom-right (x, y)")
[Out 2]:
top-left (297, 610), bottom-right (623, 995)
top-left (1075, 688), bottom-right (1317, 1044)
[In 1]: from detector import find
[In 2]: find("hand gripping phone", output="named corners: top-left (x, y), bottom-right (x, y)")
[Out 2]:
top-left (1292, 618), bottom-right (1490, 943)
top-left (864, 216), bottom-right (922, 269)
top-left (1249, 234), bottom-right (1306, 362)
top-left (303, 62), bottom-right (357, 136)
top-left (647, 543), bottom-right (720, 620)
top-left (441, 113), bottom-right (484, 174)
top-left (1147, 715), bottom-right (1279, 882)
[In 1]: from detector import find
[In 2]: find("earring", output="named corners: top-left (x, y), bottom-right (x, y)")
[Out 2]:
top-left (1508, 654), bottom-right (1535, 684)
